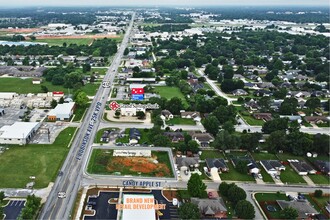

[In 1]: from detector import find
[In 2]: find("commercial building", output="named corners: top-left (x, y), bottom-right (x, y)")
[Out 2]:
top-left (0, 122), bottom-right (40, 145)
top-left (47, 102), bottom-right (75, 121)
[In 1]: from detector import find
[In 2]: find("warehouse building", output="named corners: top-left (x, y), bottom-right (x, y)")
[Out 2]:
top-left (47, 102), bottom-right (75, 121)
top-left (0, 122), bottom-right (40, 145)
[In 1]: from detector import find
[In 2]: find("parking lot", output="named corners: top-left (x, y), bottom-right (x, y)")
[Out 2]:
top-left (83, 190), bottom-right (178, 220)
top-left (0, 106), bottom-right (26, 128)
top-left (4, 200), bottom-right (25, 220)
top-left (30, 123), bottom-right (68, 144)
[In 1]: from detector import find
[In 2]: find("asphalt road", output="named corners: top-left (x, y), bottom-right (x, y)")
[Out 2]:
top-left (38, 13), bottom-right (136, 220)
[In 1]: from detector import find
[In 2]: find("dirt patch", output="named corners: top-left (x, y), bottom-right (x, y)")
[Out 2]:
top-left (163, 190), bottom-right (178, 201)
top-left (1, 28), bottom-right (42, 33)
top-left (107, 156), bottom-right (171, 177)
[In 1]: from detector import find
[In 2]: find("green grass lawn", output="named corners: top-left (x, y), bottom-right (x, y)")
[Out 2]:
top-left (167, 117), bottom-right (195, 125)
top-left (72, 104), bottom-right (90, 122)
top-left (154, 86), bottom-right (188, 106)
top-left (35, 38), bottom-right (93, 46)
top-left (87, 149), bottom-right (174, 177)
top-left (280, 165), bottom-right (306, 184)
top-left (219, 161), bottom-right (255, 182)
top-left (0, 77), bottom-right (99, 96)
top-left (276, 153), bottom-right (305, 161)
top-left (308, 174), bottom-right (330, 185)
top-left (200, 150), bottom-right (224, 160)
top-left (0, 127), bottom-right (77, 188)
top-left (252, 152), bottom-right (278, 161)
top-left (259, 165), bottom-right (275, 183)
top-left (255, 193), bottom-right (288, 202)
top-left (240, 114), bottom-right (265, 126)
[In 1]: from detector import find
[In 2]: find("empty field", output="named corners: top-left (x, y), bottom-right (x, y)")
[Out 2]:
top-left (0, 127), bottom-right (77, 188)
top-left (87, 149), bottom-right (174, 177)
top-left (154, 86), bottom-right (188, 106)
top-left (35, 38), bottom-right (93, 46)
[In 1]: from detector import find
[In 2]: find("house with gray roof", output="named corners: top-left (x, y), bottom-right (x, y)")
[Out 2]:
top-left (260, 160), bottom-right (285, 175)
top-left (205, 158), bottom-right (229, 173)
top-left (277, 200), bottom-right (318, 219)
top-left (176, 156), bottom-right (199, 171)
top-left (288, 160), bottom-right (317, 175)
top-left (191, 197), bottom-right (227, 219)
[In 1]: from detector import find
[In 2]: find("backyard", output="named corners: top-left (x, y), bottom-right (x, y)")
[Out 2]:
top-left (167, 117), bottom-right (195, 125)
top-left (255, 193), bottom-right (289, 219)
top-left (154, 86), bottom-right (188, 107)
top-left (200, 150), bottom-right (224, 160)
top-left (87, 149), bottom-right (174, 177)
top-left (0, 127), bottom-right (77, 188)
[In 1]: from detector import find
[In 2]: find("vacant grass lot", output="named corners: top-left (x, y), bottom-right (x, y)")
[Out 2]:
top-left (308, 174), bottom-right (330, 185)
top-left (35, 38), bottom-right (93, 46)
top-left (154, 86), bottom-right (188, 106)
top-left (87, 149), bottom-right (174, 177)
top-left (219, 161), bottom-right (255, 182)
top-left (72, 104), bottom-right (90, 122)
top-left (167, 117), bottom-right (195, 125)
top-left (280, 165), bottom-right (306, 184)
top-left (240, 114), bottom-right (265, 126)
top-left (252, 152), bottom-right (278, 161)
top-left (200, 150), bottom-right (224, 160)
top-left (0, 77), bottom-right (99, 96)
top-left (0, 127), bottom-right (77, 188)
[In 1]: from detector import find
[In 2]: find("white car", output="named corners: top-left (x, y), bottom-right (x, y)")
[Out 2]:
top-left (58, 192), bottom-right (66, 198)
top-left (257, 174), bottom-right (263, 179)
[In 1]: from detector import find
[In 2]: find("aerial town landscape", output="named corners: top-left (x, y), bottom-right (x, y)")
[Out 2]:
top-left (0, 1), bottom-right (329, 220)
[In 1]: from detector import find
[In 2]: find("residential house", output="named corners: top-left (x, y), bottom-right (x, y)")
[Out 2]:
top-left (253, 113), bottom-right (272, 121)
top-left (260, 160), bottom-right (286, 175)
top-left (176, 156), bottom-right (199, 171)
top-left (181, 111), bottom-right (201, 122)
top-left (304, 116), bottom-right (329, 124)
top-left (258, 82), bottom-right (275, 89)
top-left (280, 115), bottom-right (302, 123)
top-left (244, 99), bottom-right (260, 112)
top-left (288, 160), bottom-right (317, 175)
top-left (231, 157), bottom-right (259, 174)
top-left (161, 110), bottom-right (173, 120)
top-left (232, 89), bottom-right (248, 96)
top-left (253, 90), bottom-right (272, 97)
top-left (188, 79), bottom-right (204, 92)
top-left (191, 197), bottom-right (227, 219)
top-left (313, 160), bottom-right (330, 176)
top-left (277, 200), bottom-right (318, 219)
top-left (163, 132), bottom-right (184, 143)
top-left (190, 132), bottom-right (214, 147)
top-left (129, 128), bottom-right (141, 144)
top-left (205, 158), bottom-right (229, 173)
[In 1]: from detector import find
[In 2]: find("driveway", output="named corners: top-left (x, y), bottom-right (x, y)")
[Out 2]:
top-left (4, 200), bottom-right (25, 220)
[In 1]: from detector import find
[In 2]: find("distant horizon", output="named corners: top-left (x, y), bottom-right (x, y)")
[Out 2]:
top-left (0, 0), bottom-right (328, 8)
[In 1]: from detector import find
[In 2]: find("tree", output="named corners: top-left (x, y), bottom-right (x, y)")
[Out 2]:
top-left (136, 111), bottom-right (146, 119)
top-left (50, 99), bottom-right (57, 109)
top-left (166, 97), bottom-right (184, 115)
top-left (0, 206), bottom-right (3, 218)
top-left (58, 97), bottom-right (64, 104)
top-left (75, 91), bottom-right (89, 107)
top-left (259, 96), bottom-right (271, 112)
top-left (222, 121), bottom-right (235, 134)
top-left (152, 134), bottom-right (170, 147)
top-left (262, 118), bottom-right (288, 134)
top-left (313, 134), bottom-right (330, 154)
top-left (218, 182), bottom-right (232, 197)
top-left (287, 131), bottom-right (313, 156)
top-left (267, 130), bottom-right (287, 153)
top-left (29, 35), bottom-right (36, 41)
top-left (279, 98), bottom-right (298, 115)
top-left (41, 85), bottom-right (48, 93)
top-left (213, 130), bottom-right (241, 150)
top-left (273, 88), bottom-right (288, 99)
top-left (124, 48), bottom-right (129, 55)
top-left (314, 190), bottom-right (323, 198)
top-left (240, 133), bottom-right (261, 151)
top-left (236, 160), bottom-right (248, 174)
top-left (280, 207), bottom-right (298, 219)
top-left (0, 191), bottom-right (4, 203)
top-left (227, 185), bottom-right (247, 205)
top-left (202, 115), bottom-right (220, 136)
top-left (305, 97), bottom-right (321, 112)
top-left (235, 200), bottom-right (255, 219)
top-left (178, 203), bottom-right (200, 219)
top-left (187, 173), bottom-right (207, 198)
top-left (82, 63), bottom-right (91, 73)
top-left (187, 140), bottom-right (199, 153)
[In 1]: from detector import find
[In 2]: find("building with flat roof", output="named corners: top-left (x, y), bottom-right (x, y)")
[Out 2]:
top-left (121, 194), bottom-right (156, 220)
top-left (47, 102), bottom-right (75, 121)
top-left (0, 122), bottom-right (40, 145)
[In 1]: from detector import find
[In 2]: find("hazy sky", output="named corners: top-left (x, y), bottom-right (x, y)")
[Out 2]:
top-left (0, 0), bottom-right (329, 7)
